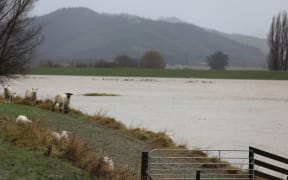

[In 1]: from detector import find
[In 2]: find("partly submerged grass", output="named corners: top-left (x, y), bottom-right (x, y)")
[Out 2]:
top-left (82, 93), bottom-right (120, 96)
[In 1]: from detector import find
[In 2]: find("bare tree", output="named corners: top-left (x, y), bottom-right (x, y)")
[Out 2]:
top-left (268, 11), bottom-right (288, 70)
top-left (140, 50), bottom-right (166, 69)
top-left (0, 0), bottom-right (41, 80)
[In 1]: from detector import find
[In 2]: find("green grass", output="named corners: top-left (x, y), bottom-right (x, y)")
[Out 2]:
top-left (0, 102), bottom-right (152, 178)
top-left (0, 101), bottom-right (262, 179)
top-left (82, 93), bottom-right (120, 96)
top-left (0, 133), bottom-right (89, 179)
top-left (28, 67), bottom-right (288, 80)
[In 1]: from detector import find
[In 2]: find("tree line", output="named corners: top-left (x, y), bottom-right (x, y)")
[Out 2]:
top-left (40, 50), bottom-right (167, 69)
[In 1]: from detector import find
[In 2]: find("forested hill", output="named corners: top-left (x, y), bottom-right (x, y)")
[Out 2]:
top-left (36, 7), bottom-right (267, 68)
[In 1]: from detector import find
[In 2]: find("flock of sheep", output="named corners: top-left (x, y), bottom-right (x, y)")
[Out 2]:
top-left (3, 84), bottom-right (73, 113)
top-left (2, 84), bottom-right (114, 171)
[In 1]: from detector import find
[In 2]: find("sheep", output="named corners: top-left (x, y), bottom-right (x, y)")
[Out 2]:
top-left (3, 85), bottom-right (15, 103)
top-left (51, 93), bottom-right (73, 113)
top-left (25, 88), bottom-right (38, 106)
top-left (51, 130), bottom-right (71, 141)
top-left (16, 115), bottom-right (32, 124)
top-left (60, 130), bottom-right (70, 140)
top-left (51, 131), bottom-right (61, 141)
top-left (100, 156), bottom-right (114, 171)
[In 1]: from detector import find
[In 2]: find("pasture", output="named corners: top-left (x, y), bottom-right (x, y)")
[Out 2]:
top-left (28, 67), bottom-right (288, 80)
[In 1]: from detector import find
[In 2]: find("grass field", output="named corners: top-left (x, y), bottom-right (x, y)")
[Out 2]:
top-left (28, 67), bottom-right (288, 80)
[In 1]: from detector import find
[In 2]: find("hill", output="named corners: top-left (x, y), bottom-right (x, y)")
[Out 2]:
top-left (207, 29), bottom-right (268, 54)
top-left (35, 7), bottom-right (266, 68)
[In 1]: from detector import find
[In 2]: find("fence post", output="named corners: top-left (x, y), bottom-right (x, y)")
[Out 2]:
top-left (141, 152), bottom-right (149, 180)
top-left (196, 170), bottom-right (201, 180)
top-left (249, 147), bottom-right (254, 180)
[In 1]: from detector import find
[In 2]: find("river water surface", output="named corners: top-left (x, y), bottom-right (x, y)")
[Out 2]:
top-left (8, 75), bottom-right (288, 156)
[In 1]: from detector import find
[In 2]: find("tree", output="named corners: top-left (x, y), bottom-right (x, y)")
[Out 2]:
top-left (0, 0), bottom-right (41, 80)
top-left (267, 11), bottom-right (288, 70)
top-left (206, 51), bottom-right (229, 70)
top-left (114, 55), bottom-right (137, 67)
top-left (140, 50), bottom-right (166, 69)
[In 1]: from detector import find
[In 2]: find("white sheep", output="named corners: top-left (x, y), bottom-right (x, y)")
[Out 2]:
top-left (101, 156), bottom-right (114, 171)
top-left (51, 131), bottom-right (61, 141)
top-left (25, 88), bottom-right (38, 106)
top-left (60, 130), bottom-right (70, 140)
top-left (51, 130), bottom-right (71, 141)
top-left (3, 85), bottom-right (15, 103)
top-left (51, 93), bottom-right (73, 113)
top-left (15, 115), bottom-right (32, 124)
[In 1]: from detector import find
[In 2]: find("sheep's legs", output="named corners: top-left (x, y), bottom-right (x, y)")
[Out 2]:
top-left (51, 102), bottom-right (57, 111)
top-left (64, 104), bottom-right (69, 113)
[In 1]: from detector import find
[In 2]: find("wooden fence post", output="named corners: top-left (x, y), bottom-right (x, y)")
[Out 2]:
top-left (141, 152), bottom-right (149, 180)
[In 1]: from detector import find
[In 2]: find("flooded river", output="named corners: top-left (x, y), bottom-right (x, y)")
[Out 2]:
top-left (7, 75), bottom-right (288, 156)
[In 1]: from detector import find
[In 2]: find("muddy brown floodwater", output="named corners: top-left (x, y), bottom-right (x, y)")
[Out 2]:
top-left (7, 75), bottom-right (288, 156)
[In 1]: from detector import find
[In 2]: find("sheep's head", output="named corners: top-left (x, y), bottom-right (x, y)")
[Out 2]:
top-left (65, 93), bottom-right (73, 99)
top-left (101, 156), bottom-right (114, 170)
top-left (4, 84), bottom-right (10, 91)
top-left (32, 88), bottom-right (38, 96)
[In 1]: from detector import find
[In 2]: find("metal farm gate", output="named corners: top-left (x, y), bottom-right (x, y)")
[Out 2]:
top-left (141, 149), bottom-right (253, 180)
top-left (141, 147), bottom-right (288, 180)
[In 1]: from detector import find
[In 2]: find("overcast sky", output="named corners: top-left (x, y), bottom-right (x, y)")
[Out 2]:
top-left (33, 0), bottom-right (288, 38)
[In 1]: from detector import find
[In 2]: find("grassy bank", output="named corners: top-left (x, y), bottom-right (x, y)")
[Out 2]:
top-left (0, 132), bottom-right (89, 179)
top-left (0, 98), bottom-right (265, 179)
top-left (28, 67), bottom-right (288, 80)
top-left (0, 97), bottom-right (180, 179)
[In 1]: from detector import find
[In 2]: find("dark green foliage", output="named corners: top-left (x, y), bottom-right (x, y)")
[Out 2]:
top-left (207, 51), bottom-right (229, 70)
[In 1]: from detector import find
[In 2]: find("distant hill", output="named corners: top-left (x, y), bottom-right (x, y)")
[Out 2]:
top-left (35, 7), bottom-right (266, 68)
top-left (207, 29), bottom-right (268, 54)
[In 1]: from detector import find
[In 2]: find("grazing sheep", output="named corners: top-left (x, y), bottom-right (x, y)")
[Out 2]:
top-left (51, 93), bottom-right (73, 113)
top-left (25, 88), bottom-right (38, 106)
top-left (60, 130), bottom-right (70, 140)
top-left (51, 131), bottom-right (61, 141)
top-left (101, 156), bottom-right (114, 171)
top-left (3, 85), bottom-right (15, 103)
top-left (51, 130), bottom-right (71, 141)
top-left (16, 115), bottom-right (32, 124)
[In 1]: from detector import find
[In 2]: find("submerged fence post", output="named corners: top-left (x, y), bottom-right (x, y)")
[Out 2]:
top-left (249, 148), bottom-right (254, 180)
top-left (196, 170), bottom-right (201, 180)
top-left (141, 152), bottom-right (149, 180)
